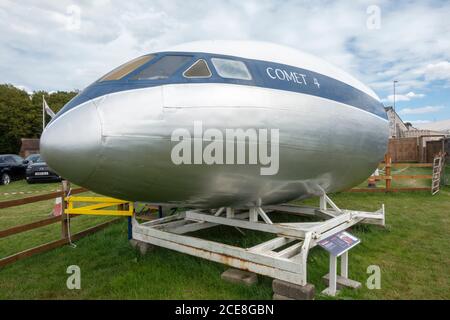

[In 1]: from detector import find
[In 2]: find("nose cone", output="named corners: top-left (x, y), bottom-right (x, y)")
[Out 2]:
top-left (40, 102), bottom-right (102, 185)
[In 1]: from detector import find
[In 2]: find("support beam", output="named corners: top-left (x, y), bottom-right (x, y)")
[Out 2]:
top-left (319, 193), bottom-right (342, 214)
top-left (185, 210), bottom-right (307, 239)
top-left (249, 207), bottom-right (258, 222)
top-left (214, 207), bottom-right (225, 217)
top-left (257, 207), bottom-right (273, 224)
top-left (249, 237), bottom-right (295, 253)
top-left (263, 204), bottom-right (316, 217)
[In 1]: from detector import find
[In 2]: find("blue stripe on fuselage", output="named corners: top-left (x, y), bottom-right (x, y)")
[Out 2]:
top-left (52, 52), bottom-right (387, 122)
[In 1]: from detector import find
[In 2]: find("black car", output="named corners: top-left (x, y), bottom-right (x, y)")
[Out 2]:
top-left (0, 154), bottom-right (27, 185)
top-left (25, 153), bottom-right (42, 164)
top-left (26, 154), bottom-right (61, 184)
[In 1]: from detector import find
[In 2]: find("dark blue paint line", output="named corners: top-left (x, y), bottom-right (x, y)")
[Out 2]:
top-left (51, 52), bottom-right (387, 123)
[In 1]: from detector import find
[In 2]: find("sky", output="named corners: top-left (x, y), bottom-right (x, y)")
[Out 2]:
top-left (0, 0), bottom-right (449, 124)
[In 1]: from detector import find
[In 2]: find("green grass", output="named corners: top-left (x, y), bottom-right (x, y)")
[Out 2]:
top-left (0, 179), bottom-right (62, 200)
top-left (0, 180), bottom-right (449, 300)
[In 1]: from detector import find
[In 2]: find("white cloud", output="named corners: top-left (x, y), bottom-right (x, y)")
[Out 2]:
top-left (405, 92), bottom-right (425, 99)
top-left (414, 119), bottom-right (450, 131)
top-left (13, 84), bottom-right (31, 93)
top-left (399, 106), bottom-right (444, 115)
top-left (0, 0), bottom-right (449, 100)
top-left (422, 61), bottom-right (450, 82)
top-left (383, 91), bottom-right (425, 102)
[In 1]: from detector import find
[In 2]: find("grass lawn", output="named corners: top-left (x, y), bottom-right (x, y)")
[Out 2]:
top-left (0, 180), bottom-right (449, 300)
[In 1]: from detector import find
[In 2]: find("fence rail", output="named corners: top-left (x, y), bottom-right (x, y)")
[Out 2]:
top-left (0, 219), bottom-right (119, 268)
top-left (0, 187), bottom-right (87, 209)
top-left (374, 174), bottom-right (433, 180)
top-left (385, 163), bottom-right (433, 168)
top-left (350, 154), bottom-right (435, 193)
top-left (0, 215), bottom-right (71, 239)
top-left (0, 182), bottom-right (121, 268)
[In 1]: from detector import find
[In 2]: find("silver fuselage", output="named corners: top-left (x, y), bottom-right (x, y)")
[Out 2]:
top-left (41, 84), bottom-right (388, 208)
top-left (40, 43), bottom-right (388, 208)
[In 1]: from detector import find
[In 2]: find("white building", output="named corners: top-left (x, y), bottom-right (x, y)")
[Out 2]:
top-left (384, 106), bottom-right (448, 138)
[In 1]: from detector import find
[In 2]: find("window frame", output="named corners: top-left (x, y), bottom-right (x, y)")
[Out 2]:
top-left (182, 59), bottom-right (212, 79)
top-left (210, 58), bottom-right (252, 81)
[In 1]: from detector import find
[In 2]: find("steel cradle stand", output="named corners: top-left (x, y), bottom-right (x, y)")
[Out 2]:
top-left (132, 194), bottom-right (385, 291)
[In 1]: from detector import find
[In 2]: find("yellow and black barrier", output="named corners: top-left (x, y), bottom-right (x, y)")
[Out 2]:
top-left (64, 196), bottom-right (134, 239)
top-left (64, 196), bottom-right (133, 216)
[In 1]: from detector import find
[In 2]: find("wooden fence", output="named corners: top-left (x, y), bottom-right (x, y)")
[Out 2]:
top-left (388, 138), bottom-right (419, 163)
top-left (350, 154), bottom-right (433, 193)
top-left (0, 181), bottom-right (121, 268)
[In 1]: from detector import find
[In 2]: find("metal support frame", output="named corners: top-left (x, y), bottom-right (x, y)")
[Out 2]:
top-left (132, 193), bottom-right (385, 287)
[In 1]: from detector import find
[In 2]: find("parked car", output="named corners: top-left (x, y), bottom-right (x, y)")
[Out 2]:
top-left (0, 154), bottom-right (27, 185)
top-left (26, 154), bottom-right (61, 184)
top-left (25, 153), bottom-right (42, 164)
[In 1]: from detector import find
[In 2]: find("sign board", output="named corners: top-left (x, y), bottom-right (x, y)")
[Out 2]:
top-left (318, 231), bottom-right (360, 256)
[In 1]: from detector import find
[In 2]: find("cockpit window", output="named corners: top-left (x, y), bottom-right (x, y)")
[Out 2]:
top-left (211, 58), bottom-right (252, 80)
top-left (99, 55), bottom-right (154, 82)
top-left (131, 55), bottom-right (192, 80)
top-left (183, 59), bottom-right (212, 78)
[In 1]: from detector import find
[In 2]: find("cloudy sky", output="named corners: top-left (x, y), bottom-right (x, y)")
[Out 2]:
top-left (1, 0), bottom-right (449, 124)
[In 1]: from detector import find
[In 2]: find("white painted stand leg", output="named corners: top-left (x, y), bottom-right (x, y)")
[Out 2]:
top-left (322, 251), bottom-right (361, 296)
top-left (341, 251), bottom-right (348, 278)
top-left (322, 254), bottom-right (339, 296)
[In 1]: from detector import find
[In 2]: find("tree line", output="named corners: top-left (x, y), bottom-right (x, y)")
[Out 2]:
top-left (0, 84), bottom-right (78, 154)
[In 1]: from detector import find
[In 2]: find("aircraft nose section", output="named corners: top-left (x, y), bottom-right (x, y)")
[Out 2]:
top-left (40, 102), bottom-right (102, 185)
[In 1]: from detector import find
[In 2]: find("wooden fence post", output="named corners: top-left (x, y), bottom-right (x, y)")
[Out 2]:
top-left (61, 180), bottom-right (71, 239)
top-left (385, 153), bottom-right (392, 192)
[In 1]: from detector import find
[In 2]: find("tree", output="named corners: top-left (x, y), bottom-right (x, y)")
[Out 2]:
top-left (0, 84), bottom-right (35, 154)
top-left (30, 90), bottom-right (78, 128)
top-left (0, 84), bottom-right (78, 154)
